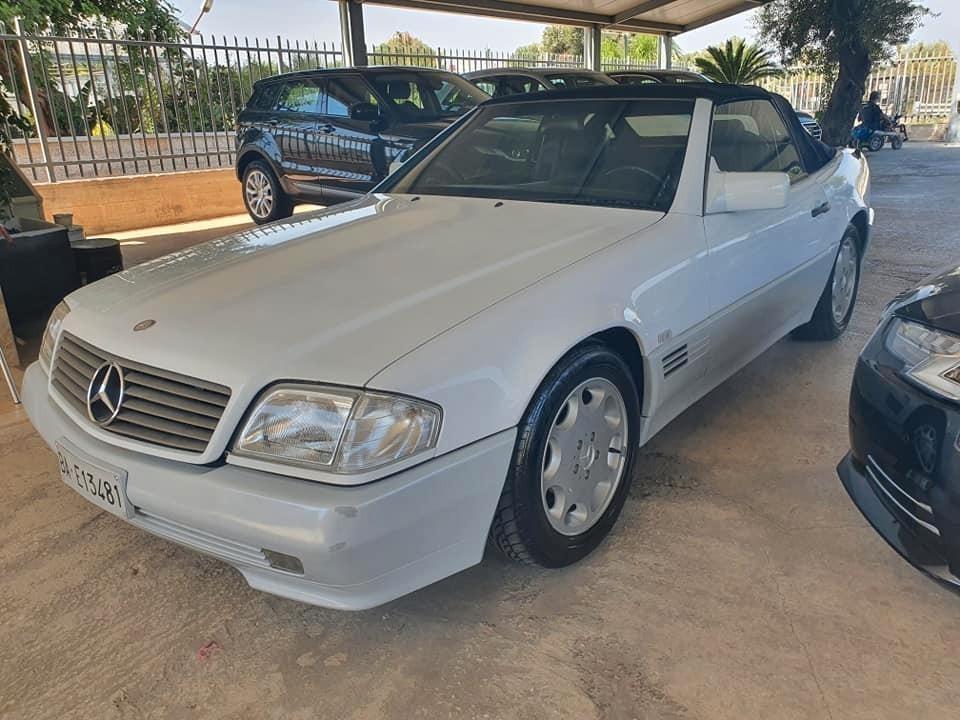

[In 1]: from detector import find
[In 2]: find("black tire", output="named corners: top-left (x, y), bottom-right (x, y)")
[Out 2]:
top-left (490, 343), bottom-right (641, 568)
top-left (891, 135), bottom-right (904, 150)
top-left (793, 224), bottom-right (861, 341)
top-left (867, 134), bottom-right (885, 152)
top-left (242, 160), bottom-right (294, 224)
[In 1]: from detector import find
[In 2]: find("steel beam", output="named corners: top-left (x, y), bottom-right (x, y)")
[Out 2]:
top-left (355, 0), bottom-right (683, 33)
top-left (678, 0), bottom-right (766, 33)
top-left (339, 0), bottom-right (368, 66)
top-left (611, 0), bottom-right (676, 26)
top-left (584, 24), bottom-right (602, 70)
top-left (658, 35), bottom-right (672, 69)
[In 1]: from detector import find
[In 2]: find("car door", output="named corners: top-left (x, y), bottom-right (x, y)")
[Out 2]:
top-left (702, 98), bottom-right (833, 382)
top-left (315, 74), bottom-right (383, 199)
top-left (272, 78), bottom-right (324, 187)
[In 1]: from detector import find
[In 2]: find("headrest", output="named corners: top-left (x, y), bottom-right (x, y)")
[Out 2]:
top-left (384, 81), bottom-right (411, 100)
top-left (713, 117), bottom-right (751, 142)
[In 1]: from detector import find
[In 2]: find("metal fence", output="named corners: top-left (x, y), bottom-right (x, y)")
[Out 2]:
top-left (1, 22), bottom-right (957, 184)
top-left (759, 47), bottom-right (959, 124)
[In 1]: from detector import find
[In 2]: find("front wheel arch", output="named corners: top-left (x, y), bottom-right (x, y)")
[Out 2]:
top-left (490, 340), bottom-right (643, 566)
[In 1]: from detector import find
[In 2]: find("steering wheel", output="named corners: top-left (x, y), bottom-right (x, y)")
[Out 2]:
top-left (598, 165), bottom-right (666, 188)
top-left (422, 161), bottom-right (467, 185)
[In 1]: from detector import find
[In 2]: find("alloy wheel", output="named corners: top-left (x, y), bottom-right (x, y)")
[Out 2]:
top-left (245, 169), bottom-right (274, 219)
top-left (831, 236), bottom-right (859, 325)
top-left (540, 377), bottom-right (629, 536)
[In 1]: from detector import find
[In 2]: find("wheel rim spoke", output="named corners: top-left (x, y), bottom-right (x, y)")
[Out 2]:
top-left (246, 171), bottom-right (274, 218)
top-left (540, 377), bottom-right (629, 536)
top-left (831, 238), bottom-right (858, 324)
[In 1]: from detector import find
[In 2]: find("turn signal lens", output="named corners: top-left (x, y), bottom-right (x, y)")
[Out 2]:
top-left (39, 301), bottom-right (70, 372)
top-left (337, 392), bottom-right (441, 472)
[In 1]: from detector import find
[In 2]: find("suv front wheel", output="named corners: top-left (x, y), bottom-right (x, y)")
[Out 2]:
top-left (242, 160), bottom-right (293, 224)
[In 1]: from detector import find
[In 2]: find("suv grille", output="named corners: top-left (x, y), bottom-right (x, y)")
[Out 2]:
top-left (51, 333), bottom-right (231, 454)
top-left (801, 118), bottom-right (823, 140)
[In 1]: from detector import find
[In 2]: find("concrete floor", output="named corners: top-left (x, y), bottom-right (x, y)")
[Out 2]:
top-left (2, 143), bottom-right (960, 720)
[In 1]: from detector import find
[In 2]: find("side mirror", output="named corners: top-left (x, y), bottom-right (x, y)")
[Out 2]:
top-left (350, 102), bottom-right (380, 122)
top-left (706, 158), bottom-right (789, 214)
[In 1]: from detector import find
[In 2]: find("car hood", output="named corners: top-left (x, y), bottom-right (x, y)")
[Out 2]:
top-left (891, 263), bottom-right (960, 335)
top-left (63, 194), bottom-right (662, 394)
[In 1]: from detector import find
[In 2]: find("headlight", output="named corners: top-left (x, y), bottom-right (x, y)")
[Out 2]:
top-left (885, 317), bottom-right (960, 401)
top-left (233, 384), bottom-right (441, 473)
top-left (38, 301), bottom-right (70, 371)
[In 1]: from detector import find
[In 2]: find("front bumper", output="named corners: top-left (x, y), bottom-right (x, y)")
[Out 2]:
top-left (839, 452), bottom-right (960, 588)
top-left (22, 363), bottom-right (515, 610)
top-left (838, 335), bottom-right (960, 590)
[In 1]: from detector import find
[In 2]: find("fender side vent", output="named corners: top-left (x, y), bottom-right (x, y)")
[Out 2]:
top-left (663, 345), bottom-right (688, 378)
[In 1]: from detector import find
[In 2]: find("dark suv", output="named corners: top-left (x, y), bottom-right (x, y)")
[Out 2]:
top-left (235, 66), bottom-right (489, 223)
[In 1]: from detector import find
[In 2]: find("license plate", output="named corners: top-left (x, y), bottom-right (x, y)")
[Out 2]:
top-left (56, 441), bottom-right (131, 519)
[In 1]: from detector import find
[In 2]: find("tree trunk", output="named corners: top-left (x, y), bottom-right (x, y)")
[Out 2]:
top-left (820, 39), bottom-right (872, 146)
top-left (0, 42), bottom-right (55, 137)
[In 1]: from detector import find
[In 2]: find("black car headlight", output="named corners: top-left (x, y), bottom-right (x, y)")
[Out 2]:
top-left (884, 317), bottom-right (960, 401)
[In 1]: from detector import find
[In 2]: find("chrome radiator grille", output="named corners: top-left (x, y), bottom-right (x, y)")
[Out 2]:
top-left (51, 333), bottom-right (231, 453)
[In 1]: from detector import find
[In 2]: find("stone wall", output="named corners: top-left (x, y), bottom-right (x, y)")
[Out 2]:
top-left (35, 168), bottom-right (246, 235)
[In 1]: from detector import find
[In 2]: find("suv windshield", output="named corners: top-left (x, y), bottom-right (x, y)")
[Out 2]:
top-left (388, 98), bottom-right (694, 212)
top-left (369, 71), bottom-right (488, 122)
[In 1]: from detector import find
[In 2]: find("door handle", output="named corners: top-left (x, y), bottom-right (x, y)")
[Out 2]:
top-left (319, 123), bottom-right (336, 134)
top-left (811, 202), bottom-right (831, 218)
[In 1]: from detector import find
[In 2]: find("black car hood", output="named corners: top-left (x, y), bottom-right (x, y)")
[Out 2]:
top-left (891, 263), bottom-right (960, 334)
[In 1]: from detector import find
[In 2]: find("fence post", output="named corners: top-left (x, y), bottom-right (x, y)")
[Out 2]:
top-left (12, 17), bottom-right (56, 182)
top-left (947, 51), bottom-right (960, 130)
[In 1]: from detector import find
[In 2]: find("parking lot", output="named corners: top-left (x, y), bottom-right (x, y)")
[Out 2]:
top-left (2, 142), bottom-right (959, 719)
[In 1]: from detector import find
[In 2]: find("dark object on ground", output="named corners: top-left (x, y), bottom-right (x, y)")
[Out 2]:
top-left (0, 223), bottom-right (78, 334)
top-left (73, 238), bottom-right (123, 285)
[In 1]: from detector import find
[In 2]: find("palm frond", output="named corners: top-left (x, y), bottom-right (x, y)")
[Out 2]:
top-left (694, 38), bottom-right (783, 84)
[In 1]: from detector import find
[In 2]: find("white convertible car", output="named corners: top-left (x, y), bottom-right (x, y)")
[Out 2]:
top-left (24, 84), bottom-right (871, 609)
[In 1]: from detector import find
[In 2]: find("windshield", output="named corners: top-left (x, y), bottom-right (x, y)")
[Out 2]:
top-left (389, 99), bottom-right (694, 212)
top-left (369, 71), bottom-right (488, 122)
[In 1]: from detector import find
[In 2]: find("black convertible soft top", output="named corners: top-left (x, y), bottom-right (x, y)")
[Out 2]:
top-left (483, 82), bottom-right (837, 173)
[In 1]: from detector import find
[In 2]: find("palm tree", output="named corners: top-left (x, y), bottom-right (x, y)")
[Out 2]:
top-left (694, 38), bottom-right (783, 84)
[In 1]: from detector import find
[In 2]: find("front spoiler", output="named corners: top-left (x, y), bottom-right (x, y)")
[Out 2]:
top-left (838, 452), bottom-right (960, 591)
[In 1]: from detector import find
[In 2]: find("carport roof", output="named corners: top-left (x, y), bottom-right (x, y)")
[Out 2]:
top-left (346, 0), bottom-right (772, 34)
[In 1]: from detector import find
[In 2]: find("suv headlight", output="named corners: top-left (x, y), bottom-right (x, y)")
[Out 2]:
top-left (232, 384), bottom-right (441, 473)
top-left (38, 301), bottom-right (70, 372)
top-left (885, 317), bottom-right (960, 401)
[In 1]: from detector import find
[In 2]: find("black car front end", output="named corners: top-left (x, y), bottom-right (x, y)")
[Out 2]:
top-left (839, 266), bottom-right (960, 587)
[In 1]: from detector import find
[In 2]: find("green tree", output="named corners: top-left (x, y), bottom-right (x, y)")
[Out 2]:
top-left (540, 26), bottom-right (583, 56)
top-left (376, 31), bottom-right (436, 67)
top-left (524, 26), bottom-right (658, 64)
top-left (694, 38), bottom-right (783, 83)
top-left (514, 42), bottom-right (541, 58)
top-left (757, 0), bottom-right (930, 145)
top-left (0, 0), bottom-right (180, 36)
top-left (0, 0), bottom-right (181, 217)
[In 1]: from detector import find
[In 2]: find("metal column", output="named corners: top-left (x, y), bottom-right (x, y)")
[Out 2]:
top-left (658, 35), bottom-right (673, 69)
top-left (583, 24), bottom-right (602, 71)
top-left (338, 0), bottom-right (368, 67)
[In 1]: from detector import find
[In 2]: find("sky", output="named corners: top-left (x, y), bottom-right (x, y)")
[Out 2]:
top-left (169, 0), bottom-right (960, 55)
